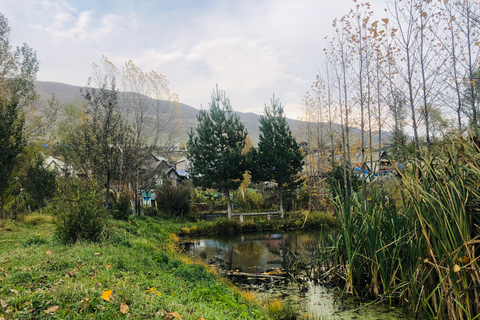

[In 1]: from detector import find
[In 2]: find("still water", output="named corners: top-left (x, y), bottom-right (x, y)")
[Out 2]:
top-left (181, 230), bottom-right (415, 320)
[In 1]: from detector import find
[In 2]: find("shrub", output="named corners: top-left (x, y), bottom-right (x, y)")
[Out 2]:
top-left (156, 182), bottom-right (192, 216)
top-left (112, 193), bottom-right (132, 220)
top-left (49, 178), bottom-right (108, 243)
top-left (142, 205), bottom-right (158, 217)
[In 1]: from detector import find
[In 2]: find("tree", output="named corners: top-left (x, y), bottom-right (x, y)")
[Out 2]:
top-left (252, 95), bottom-right (304, 218)
top-left (0, 99), bottom-right (25, 223)
top-left (22, 152), bottom-right (57, 210)
top-left (0, 13), bottom-right (39, 223)
top-left (388, 90), bottom-right (408, 162)
top-left (0, 14), bottom-right (39, 107)
top-left (65, 77), bottom-right (124, 208)
top-left (187, 85), bottom-right (248, 219)
top-left (89, 57), bottom-right (180, 214)
top-left (178, 141), bottom-right (186, 150)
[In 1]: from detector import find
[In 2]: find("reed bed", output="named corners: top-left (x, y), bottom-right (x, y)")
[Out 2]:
top-left (318, 133), bottom-right (480, 320)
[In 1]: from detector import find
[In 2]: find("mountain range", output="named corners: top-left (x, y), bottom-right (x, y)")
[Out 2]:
top-left (34, 81), bottom-right (390, 148)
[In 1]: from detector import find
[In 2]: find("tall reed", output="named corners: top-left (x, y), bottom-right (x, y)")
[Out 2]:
top-left (319, 133), bottom-right (480, 319)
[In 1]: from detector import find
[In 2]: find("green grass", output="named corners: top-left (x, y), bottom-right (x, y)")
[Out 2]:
top-left (0, 216), bottom-right (268, 319)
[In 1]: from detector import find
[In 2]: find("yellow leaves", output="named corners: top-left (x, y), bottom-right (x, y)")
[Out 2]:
top-left (120, 301), bottom-right (129, 314)
top-left (170, 234), bottom-right (179, 243)
top-left (459, 256), bottom-right (470, 264)
top-left (101, 290), bottom-right (113, 302)
top-left (381, 18), bottom-right (389, 24)
top-left (424, 258), bottom-right (429, 263)
top-left (145, 287), bottom-right (162, 297)
top-left (453, 264), bottom-right (461, 273)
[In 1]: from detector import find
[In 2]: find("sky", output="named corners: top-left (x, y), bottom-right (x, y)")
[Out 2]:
top-left (3, 0), bottom-right (387, 119)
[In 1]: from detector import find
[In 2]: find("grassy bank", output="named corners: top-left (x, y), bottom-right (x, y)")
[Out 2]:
top-left (177, 210), bottom-right (337, 237)
top-left (0, 214), bottom-right (270, 319)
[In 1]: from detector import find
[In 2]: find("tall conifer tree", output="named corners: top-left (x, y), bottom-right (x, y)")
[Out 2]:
top-left (252, 95), bottom-right (304, 218)
top-left (187, 85), bottom-right (247, 219)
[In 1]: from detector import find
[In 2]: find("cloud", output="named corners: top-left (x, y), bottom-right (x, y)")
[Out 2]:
top-left (3, 0), bottom-right (388, 118)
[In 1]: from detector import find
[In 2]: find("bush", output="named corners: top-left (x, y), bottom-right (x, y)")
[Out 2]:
top-left (49, 178), bottom-right (108, 243)
top-left (142, 205), bottom-right (158, 217)
top-left (112, 193), bottom-right (132, 220)
top-left (156, 182), bottom-right (192, 216)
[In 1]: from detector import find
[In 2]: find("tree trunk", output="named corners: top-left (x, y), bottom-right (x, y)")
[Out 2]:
top-left (225, 189), bottom-right (232, 219)
top-left (279, 184), bottom-right (284, 219)
top-left (105, 173), bottom-right (110, 211)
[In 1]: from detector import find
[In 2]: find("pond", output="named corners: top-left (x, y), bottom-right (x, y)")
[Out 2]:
top-left (181, 230), bottom-right (416, 320)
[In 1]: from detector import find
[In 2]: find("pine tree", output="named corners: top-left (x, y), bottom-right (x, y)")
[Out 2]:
top-left (187, 85), bottom-right (247, 219)
top-left (252, 95), bottom-right (304, 218)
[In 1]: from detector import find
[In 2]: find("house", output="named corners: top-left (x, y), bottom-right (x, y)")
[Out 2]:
top-left (148, 152), bottom-right (171, 171)
top-left (174, 157), bottom-right (192, 172)
top-left (44, 156), bottom-right (73, 176)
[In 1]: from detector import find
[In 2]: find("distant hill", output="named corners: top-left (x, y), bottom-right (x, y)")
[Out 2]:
top-left (34, 81), bottom-right (390, 147)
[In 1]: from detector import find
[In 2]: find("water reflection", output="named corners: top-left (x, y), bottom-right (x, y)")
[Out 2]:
top-left (182, 231), bottom-right (323, 275)
top-left (181, 230), bottom-right (415, 320)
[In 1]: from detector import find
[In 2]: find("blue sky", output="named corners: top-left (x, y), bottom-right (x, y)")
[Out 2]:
top-left (3, 0), bottom-right (386, 118)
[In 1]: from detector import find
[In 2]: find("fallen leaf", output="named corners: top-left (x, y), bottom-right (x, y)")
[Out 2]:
top-left (0, 299), bottom-right (7, 308)
top-left (120, 301), bottom-right (129, 314)
top-left (81, 298), bottom-right (90, 311)
top-left (101, 290), bottom-right (113, 302)
top-left (453, 264), bottom-right (461, 273)
top-left (105, 264), bottom-right (112, 270)
top-left (198, 318), bottom-right (205, 320)
top-left (46, 251), bottom-right (52, 255)
top-left (156, 309), bottom-right (166, 317)
top-left (94, 252), bottom-right (102, 256)
top-left (9, 289), bottom-right (18, 294)
top-left (67, 271), bottom-right (75, 276)
top-left (43, 306), bottom-right (59, 314)
top-left (165, 311), bottom-right (182, 320)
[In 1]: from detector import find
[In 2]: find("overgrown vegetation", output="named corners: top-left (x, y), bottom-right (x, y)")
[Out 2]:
top-left (49, 178), bottom-right (108, 244)
top-left (317, 133), bottom-right (480, 320)
top-left (156, 182), bottom-right (193, 217)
